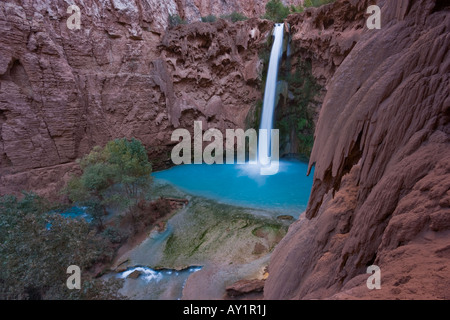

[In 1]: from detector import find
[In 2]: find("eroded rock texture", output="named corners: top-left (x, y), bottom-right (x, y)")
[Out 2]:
top-left (179, 0), bottom-right (304, 23)
top-left (0, 1), bottom-right (271, 197)
top-left (265, 0), bottom-right (450, 299)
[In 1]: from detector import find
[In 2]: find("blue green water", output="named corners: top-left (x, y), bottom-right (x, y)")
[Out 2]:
top-left (152, 160), bottom-right (314, 214)
top-left (60, 206), bottom-right (92, 222)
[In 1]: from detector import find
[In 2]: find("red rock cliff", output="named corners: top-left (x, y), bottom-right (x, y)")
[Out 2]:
top-left (0, 0), bottom-right (272, 197)
top-left (265, 0), bottom-right (450, 299)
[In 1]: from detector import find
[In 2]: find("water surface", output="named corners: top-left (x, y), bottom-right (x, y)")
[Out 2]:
top-left (152, 160), bottom-right (314, 215)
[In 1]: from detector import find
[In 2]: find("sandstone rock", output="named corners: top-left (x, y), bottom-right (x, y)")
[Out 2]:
top-left (286, 0), bottom-right (368, 86)
top-left (182, 0), bottom-right (304, 23)
top-left (128, 270), bottom-right (141, 279)
top-left (252, 242), bottom-right (268, 255)
top-left (226, 279), bottom-right (265, 297)
top-left (277, 215), bottom-right (294, 221)
top-left (243, 56), bottom-right (262, 83)
top-left (0, 1), bottom-right (272, 199)
top-left (265, 0), bottom-right (450, 300)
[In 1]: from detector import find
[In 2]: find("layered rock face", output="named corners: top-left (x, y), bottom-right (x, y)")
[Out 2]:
top-left (265, 0), bottom-right (450, 299)
top-left (182, 0), bottom-right (304, 22)
top-left (0, 0), bottom-right (272, 197)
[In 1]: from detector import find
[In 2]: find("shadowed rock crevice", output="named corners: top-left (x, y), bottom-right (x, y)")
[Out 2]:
top-left (9, 60), bottom-right (32, 97)
top-left (0, 109), bottom-right (12, 167)
top-left (433, 0), bottom-right (450, 12)
top-left (306, 129), bottom-right (363, 220)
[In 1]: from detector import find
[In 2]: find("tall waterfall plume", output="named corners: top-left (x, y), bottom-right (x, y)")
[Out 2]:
top-left (258, 23), bottom-right (284, 166)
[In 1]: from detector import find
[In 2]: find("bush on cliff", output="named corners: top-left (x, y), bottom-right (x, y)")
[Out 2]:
top-left (304, 0), bottom-right (336, 8)
top-left (277, 59), bottom-right (321, 156)
top-left (64, 138), bottom-right (153, 229)
top-left (263, 0), bottom-right (336, 22)
top-left (201, 15), bottom-right (217, 23)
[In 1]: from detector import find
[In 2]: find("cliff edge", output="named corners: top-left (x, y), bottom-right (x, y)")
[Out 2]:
top-left (265, 0), bottom-right (450, 299)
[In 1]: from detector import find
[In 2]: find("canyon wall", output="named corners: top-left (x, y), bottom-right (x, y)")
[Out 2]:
top-left (181, 0), bottom-right (304, 22)
top-left (265, 0), bottom-right (450, 299)
top-left (0, 0), bottom-right (272, 197)
top-left (1, 0), bottom-right (448, 300)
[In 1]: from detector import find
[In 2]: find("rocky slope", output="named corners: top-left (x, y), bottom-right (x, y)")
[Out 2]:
top-left (265, 0), bottom-right (450, 299)
top-left (0, 0), bottom-right (272, 197)
top-left (181, 0), bottom-right (304, 22)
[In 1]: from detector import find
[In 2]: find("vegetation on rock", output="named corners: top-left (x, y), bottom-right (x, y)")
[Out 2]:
top-left (262, 0), bottom-right (291, 22)
top-left (0, 139), bottom-right (174, 299)
top-left (221, 12), bottom-right (248, 23)
top-left (0, 193), bottom-right (124, 300)
top-left (263, 0), bottom-right (336, 22)
top-left (201, 15), bottom-right (217, 23)
top-left (64, 138), bottom-right (152, 229)
top-left (304, 0), bottom-right (336, 8)
top-left (278, 59), bottom-right (321, 157)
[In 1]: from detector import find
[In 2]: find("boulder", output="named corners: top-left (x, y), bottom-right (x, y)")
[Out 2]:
top-left (226, 279), bottom-right (265, 297)
top-left (128, 270), bottom-right (141, 279)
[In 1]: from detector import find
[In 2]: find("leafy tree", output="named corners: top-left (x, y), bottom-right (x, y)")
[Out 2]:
top-left (64, 138), bottom-right (153, 228)
top-left (0, 193), bottom-right (124, 300)
top-left (263, 0), bottom-right (290, 22)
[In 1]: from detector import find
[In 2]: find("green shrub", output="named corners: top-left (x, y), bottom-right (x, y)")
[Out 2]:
top-left (276, 59), bottom-right (321, 156)
top-left (201, 15), bottom-right (217, 23)
top-left (221, 11), bottom-right (248, 22)
top-left (262, 0), bottom-right (336, 23)
top-left (304, 0), bottom-right (335, 8)
top-left (101, 226), bottom-right (124, 244)
top-left (246, 99), bottom-right (263, 131)
top-left (168, 14), bottom-right (187, 28)
top-left (64, 138), bottom-right (153, 225)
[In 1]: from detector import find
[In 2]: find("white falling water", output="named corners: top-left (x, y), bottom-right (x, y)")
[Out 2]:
top-left (258, 24), bottom-right (284, 166)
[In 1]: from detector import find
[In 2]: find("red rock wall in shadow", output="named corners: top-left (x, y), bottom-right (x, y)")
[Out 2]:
top-left (265, 0), bottom-right (450, 299)
top-left (0, 1), bottom-right (272, 198)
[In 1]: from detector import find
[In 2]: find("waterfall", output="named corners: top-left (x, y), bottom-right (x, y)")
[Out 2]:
top-left (258, 24), bottom-right (284, 166)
